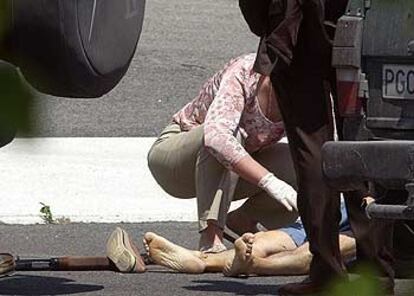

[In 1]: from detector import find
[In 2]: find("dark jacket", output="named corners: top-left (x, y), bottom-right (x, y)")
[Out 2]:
top-left (239, 0), bottom-right (349, 76)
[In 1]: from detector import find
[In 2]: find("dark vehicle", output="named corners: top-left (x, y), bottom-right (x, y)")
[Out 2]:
top-left (322, 0), bottom-right (414, 277)
top-left (0, 0), bottom-right (146, 98)
top-left (0, 0), bottom-right (146, 147)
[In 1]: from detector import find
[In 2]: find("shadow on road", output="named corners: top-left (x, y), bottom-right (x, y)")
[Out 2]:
top-left (0, 274), bottom-right (104, 295)
top-left (183, 279), bottom-right (281, 295)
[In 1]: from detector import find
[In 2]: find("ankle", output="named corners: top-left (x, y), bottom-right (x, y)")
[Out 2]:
top-left (199, 222), bottom-right (224, 248)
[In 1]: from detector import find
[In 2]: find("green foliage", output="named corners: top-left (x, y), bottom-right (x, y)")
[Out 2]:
top-left (39, 202), bottom-right (71, 225)
top-left (39, 202), bottom-right (55, 224)
top-left (325, 265), bottom-right (384, 296)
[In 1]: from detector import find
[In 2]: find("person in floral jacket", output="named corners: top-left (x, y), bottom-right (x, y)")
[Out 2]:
top-left (147, 53), bottom-right (298, 253)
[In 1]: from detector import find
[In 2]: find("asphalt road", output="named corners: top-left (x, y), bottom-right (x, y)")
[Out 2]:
top-left (1, 223), bottom-right (306, 296)
top-left (5, 1), bottom-right (414, 295)
top-left (30, 0), bottom-right (258, 137)
top-left (1, 223), bottom-right (414, 296)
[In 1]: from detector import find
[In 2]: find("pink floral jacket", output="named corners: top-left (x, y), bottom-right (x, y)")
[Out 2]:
top-left (172, 53), bottom-right (285, 170)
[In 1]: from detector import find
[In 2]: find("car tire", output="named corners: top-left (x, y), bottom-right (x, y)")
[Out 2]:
top-left (1, 0), bottom-right (145, 98)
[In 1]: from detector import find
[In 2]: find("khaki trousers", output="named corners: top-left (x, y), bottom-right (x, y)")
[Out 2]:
top-left (147, 123), bottom-right (298, 231)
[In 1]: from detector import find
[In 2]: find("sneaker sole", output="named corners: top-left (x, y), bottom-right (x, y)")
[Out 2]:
top-left (0, 254), bottom-right (15, 278)
top-left (106, 227), bottom-right (136, 272)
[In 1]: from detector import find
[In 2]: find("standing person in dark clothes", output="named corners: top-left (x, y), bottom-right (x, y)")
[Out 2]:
top-left (238, 0), bottom-right (395, 295)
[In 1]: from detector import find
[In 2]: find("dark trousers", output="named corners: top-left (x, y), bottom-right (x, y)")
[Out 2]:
top-left (344, 191), bottom-right (395, 283)
top-left (271, 65), bottom-right (394, 283)
top-left (271, 67), bottom-right (395, 285)
top-left (247, 0), bottom-right (394, 284)
top-left (270, 68), bottom-right (344, 283)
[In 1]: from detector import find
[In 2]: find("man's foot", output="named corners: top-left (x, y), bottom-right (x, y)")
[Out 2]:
top-left (106, 227), bottom-right (146, 273)
top-left (223, 233), bottom-right (254, 277)
top-left (379, 280), bottom-right (395, 296)
top-left (278, 279), bottom-right (327, 295)
top-left (0, 253), bottom-right (15, 277)
top-left (143, 232), bottom-right (205, 273)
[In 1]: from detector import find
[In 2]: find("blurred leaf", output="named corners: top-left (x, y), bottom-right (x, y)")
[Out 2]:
top-left (0, 2), bottom-right (35, 146)
top-left (325, 265), bottom-right (384, 296)
top-left (0, 62), bottom-right (36, 135)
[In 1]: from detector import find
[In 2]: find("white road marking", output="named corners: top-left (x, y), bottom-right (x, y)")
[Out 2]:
top-left (0, 138), bottom-right (244, 224)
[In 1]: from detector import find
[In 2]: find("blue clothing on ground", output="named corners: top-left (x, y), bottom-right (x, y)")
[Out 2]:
top-left (279, 200), bottom-right (351, 247)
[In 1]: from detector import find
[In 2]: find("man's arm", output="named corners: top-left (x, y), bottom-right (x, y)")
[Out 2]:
top-left (239, 0), bottom-right (303, 75)
top-left (265, 0), bottom-right (303, 66)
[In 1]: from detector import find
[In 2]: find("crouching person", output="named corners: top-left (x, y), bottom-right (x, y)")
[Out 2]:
top-left (147, 53), bottom-right (298, 253)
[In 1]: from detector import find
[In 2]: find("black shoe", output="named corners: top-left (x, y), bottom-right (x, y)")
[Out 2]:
top-left (278, 279), bottom-right (326, 295)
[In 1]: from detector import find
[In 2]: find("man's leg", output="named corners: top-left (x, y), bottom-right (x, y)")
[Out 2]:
top-left (249, 233), bottom-right (355, 276)
top-left (222, 229), bottom-right (355, 277)
top-left (143, 232), bottom-right (235, 273)
top-left (344, 191), bottom-right (395, 282)
top-left (208, 229), bottom-right (297, 275)
top-left (142, 230), bottom-right (355, 276)
top-left (222, 230), bottom-right (297, 276)
top-left (247, 229), bottom-right (298, 258)
top-left (143, 230), bottom-right (296, 275)
top-left (271, 68), bottom-right (344, 286)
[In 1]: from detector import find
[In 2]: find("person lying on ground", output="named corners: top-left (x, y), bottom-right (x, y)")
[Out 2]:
top-left (106, 200), bottom-right (355, 276)
top-left (147, 53), bottom-right (299, 253)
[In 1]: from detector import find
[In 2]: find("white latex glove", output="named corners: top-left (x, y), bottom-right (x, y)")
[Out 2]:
top-left (258, 173), bottom-right (298, 212)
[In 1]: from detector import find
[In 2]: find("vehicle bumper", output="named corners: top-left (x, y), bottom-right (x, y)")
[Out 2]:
top-left (322, 140), bottom-right (414, 219)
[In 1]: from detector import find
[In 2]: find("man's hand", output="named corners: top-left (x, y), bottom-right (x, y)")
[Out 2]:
top-left (258, 173), bottom-right (298, 212)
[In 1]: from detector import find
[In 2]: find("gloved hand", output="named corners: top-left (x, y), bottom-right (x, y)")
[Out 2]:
top-left (258, 173), bottom-right (298, 212)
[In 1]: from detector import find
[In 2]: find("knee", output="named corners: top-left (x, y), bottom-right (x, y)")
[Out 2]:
top-left (147, 144), bottom-right (159, 171)
top-left (147, 144), bottom-right (168, 180)
top-left (147, 146), bottom-right (176, 196)
top-left (254, 231), bottom-right (266, 240)
top-left (147, 147), bottom-right (162, 184)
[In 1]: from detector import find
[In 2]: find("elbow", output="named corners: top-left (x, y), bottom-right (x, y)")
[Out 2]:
top-left (203, 134), bottom-right (221, 159)
top-left (203, 126), bottom-right (220, 153)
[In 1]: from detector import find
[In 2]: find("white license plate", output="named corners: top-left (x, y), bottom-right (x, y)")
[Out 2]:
top-left (383, 64), bottom-right (414, 99)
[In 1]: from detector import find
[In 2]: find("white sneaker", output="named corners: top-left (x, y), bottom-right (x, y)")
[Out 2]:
top-left (0, 253), bottom-right (15, 278)
top-left (106, 227), bottom-right (146, 273)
